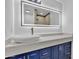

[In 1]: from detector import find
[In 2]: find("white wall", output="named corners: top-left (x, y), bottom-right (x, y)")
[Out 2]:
top-left (61, 0), bottom-right (73, 34)
top-left (42, 0), bottom-right (62, 11)
top-left (13, 0), bottom-right (31, 36)
top-left (5, 0), bottom-right (14, 39)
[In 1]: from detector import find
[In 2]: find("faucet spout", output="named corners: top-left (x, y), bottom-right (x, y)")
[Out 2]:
top-left (31, 27), bottom-right (34, 35)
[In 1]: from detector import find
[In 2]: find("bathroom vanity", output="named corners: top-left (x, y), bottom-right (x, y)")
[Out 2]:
top-left (5, 33), bottom-right (72, 59)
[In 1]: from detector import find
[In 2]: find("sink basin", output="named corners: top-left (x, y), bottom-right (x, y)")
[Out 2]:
top-left (37, 32), bottom-right (64, 37)
top-left (5, 35), bottom-right (39, 45)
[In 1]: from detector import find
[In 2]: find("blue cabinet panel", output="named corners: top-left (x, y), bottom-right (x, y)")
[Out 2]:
top-left (40, 48), bottom-right (51, 59)
top-left (26, 51), bottom-right (39, 59)
top-left (5, 57), bottom-right (13, 59)
top-left (13, 54), bottom-right (25, 59)
top-left (6, 54), bottom-right (25, 59)
top-left (64, 42), bottom-right (71, 59)
top-left (52, 45), bottom-right (59, 59)
top-left (59, 44), bottom-right (65, 59)
top-left (65, 42), bottom-right (71, 54)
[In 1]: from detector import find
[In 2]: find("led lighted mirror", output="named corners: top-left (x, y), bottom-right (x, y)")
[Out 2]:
top-left (21, 1), bottom-right (61, 27)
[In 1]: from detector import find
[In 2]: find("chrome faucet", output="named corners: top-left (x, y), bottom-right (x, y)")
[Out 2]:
top-left (31, 27), bottom-right (34, 35)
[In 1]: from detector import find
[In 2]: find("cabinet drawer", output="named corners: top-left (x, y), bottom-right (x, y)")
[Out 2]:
top-left (65, 42), bottom-right (71, 55)
top-left (64, 42), bottom-right (71, 59)
top-left (64, 42), bottom-right (71, 48)
top-left (40, 48), bottom-right (51, 59)
top-left (26, 51), bottom-right (39, 59)
top-left (14, 54), bottom-right (25, 59)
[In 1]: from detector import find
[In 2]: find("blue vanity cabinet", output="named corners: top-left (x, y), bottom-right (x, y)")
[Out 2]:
top-left (40, 48), bottom-right (51, 59)
top-left (59, 44), bottom-right (65, 59)
top-left (26, 51), bottom-right (39, 59)
top-left (64, 42), bottom-right (71, 59)
top-left (52, 45), bottom-right (59, 59)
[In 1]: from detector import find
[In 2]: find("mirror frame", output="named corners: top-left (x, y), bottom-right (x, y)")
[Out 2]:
top-left (21, 1), bottom-right (62, 27)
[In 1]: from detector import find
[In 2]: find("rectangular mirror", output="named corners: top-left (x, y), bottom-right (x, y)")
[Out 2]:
top-left (21, 1), bottom-right (61, 27)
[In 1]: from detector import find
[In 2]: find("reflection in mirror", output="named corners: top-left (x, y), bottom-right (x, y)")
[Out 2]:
top-left (22, 2), bottom-right (60, 26)
top-left (34, 9), bottom-right (50, 25)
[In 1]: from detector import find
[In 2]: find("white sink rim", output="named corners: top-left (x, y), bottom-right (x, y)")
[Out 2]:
top-left (5, 35), bottom-right (39, 45)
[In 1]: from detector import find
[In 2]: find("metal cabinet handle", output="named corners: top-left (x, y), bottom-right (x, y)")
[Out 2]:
top-left (27, 53), bottom-right (37, 59)
top-left (42, 53), bottom-right (48, 55)
top-left (30, 53), bottom-right (37, 56)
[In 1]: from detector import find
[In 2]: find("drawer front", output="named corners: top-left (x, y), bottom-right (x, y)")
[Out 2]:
top-left (13, 54), bottom-right (25, 59)
top-left (65, 42), bottom-right (71, 55)
top-left (26, 51), bottom-right (39, 59)
top-left (40, 48), bottom-right (51, 59)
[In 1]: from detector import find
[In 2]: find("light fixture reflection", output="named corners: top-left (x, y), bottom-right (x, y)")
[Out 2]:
top-left (26, 10), bottom-right (30, 13)
top-left (37, 0), bottom-right (41, 2)
top-left (40, 13), bottom-right (43, 15)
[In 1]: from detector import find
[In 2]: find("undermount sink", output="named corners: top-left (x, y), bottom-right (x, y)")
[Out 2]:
top-left (6, 35), bottom-right (39, 45)
top-left (36, 32), bottom-right (64, 37)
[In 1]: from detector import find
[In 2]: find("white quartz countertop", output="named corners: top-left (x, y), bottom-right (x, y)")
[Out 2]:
top-left (5, 33), bottom-right (73, 58)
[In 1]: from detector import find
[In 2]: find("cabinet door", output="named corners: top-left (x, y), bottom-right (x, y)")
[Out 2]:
top-left (64, 42), bottom-right (71, 59)
top-left (59, 44), bottom-right (65, 59)
top-left (52, 45), bottom-right (59, 59)
top-left (13, 54), bottom-right (25, 59)
top-left (40, 48), bottom-right (51, 59)
top-left (26, 51), bottom-right (39, 59)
